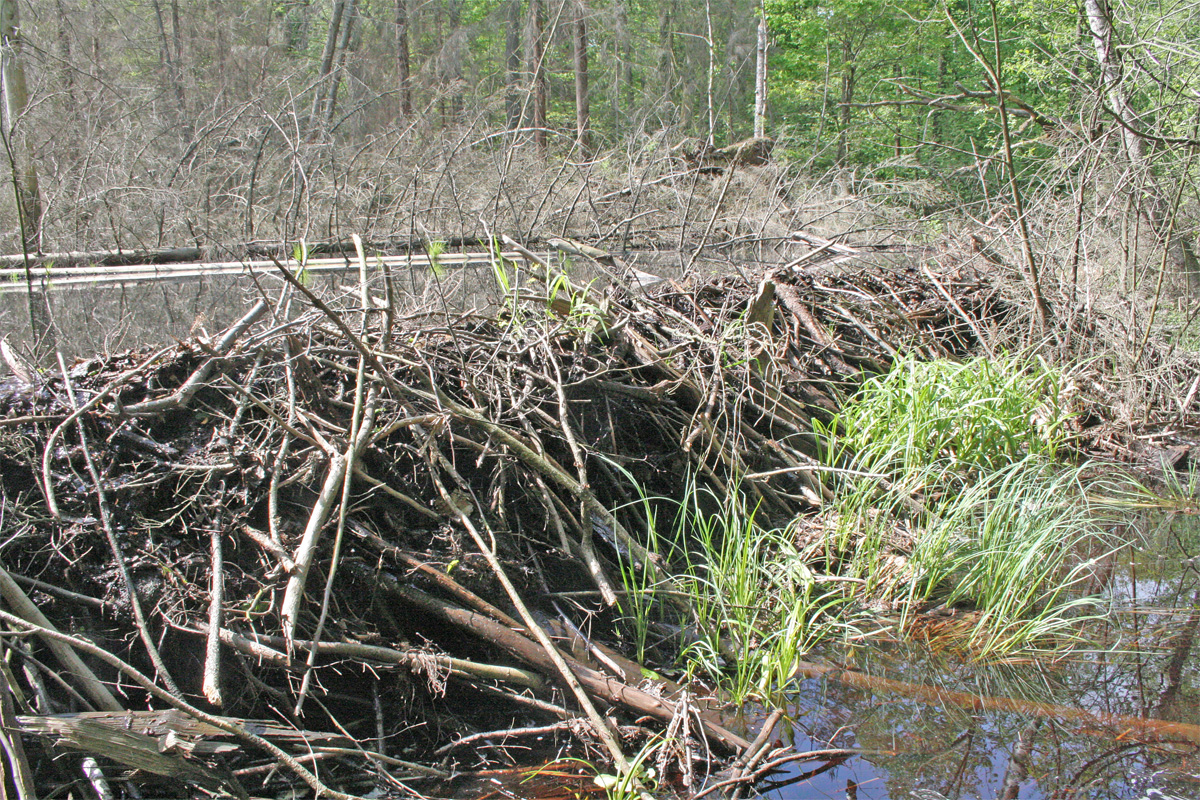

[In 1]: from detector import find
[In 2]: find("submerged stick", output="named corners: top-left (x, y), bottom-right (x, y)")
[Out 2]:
top-left (795, 660), bottom-right (1200, 745)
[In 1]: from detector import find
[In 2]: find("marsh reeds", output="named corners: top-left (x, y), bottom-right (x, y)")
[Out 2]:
top-left (603, 351), bottom-right (1124, 707)
top-left (614, 473), bottom-right (851, 703)
top-left (820, 354), bottom-right (1119, 658)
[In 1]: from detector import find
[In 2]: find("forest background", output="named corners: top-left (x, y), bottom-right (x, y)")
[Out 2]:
top-left (1, 0), bottom-right (1198, 345)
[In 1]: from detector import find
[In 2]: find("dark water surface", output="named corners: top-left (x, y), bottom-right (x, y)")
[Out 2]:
top-left (761, 510), bottom-right (1200, 800)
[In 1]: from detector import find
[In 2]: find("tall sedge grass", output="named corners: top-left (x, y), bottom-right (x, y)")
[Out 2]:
top-left (1095, 455), bottom-right (1200, 515)
top-left (611, 354), bottom-right (1118, 699)
top-left (907, 459), bottom-right (1114, 658)
top-left (819, 353), bottom-right (1074, 485)
top-left (821, 355), bottom-right (1117, 659)
top-left (614, 471), bottom-right (851, 704)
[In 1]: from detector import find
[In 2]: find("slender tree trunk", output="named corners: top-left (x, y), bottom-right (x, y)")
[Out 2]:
top-left (396, 0), bottom-right (412, 116)
top-left (324, 0), bottom-right (358, 124)
top-left (610, 0), bottom-right (628, 133)
top-left (753, 3), bottom-right (768, 139)
top-left (505, 0), bottom-right (521, 130)
top-left (573, 0), bottom-right (591, 155)
top-left (837, 38), bottom-right (855, 165)
top-left (210, 1), bottom-right (226, 99)
top-left (396, 0), bottom-right (415, 118)
top-left (447, 0), bottom-right (463, 120)
top-left (311, 0), bottom-right (347, 122)
top-left (53, 0), bottom-right (78, 109)
top-left (1084, 0), bottom-right (1200, 291)
top-left (531, 0), bottom-right (547, 152)
top-left (150, 0), bottom-right (187, 123)
top-left (435, 1), bottom-right (445, 126)
top-left (893, 63), bottom-right (902, 158)
top-left (704, 0), bottom-right (715, 145)
top-left (621, 35), bottom-right (632, 121)
top-left (931, 44), bottom-right (948, 148)
top-left (170, 0), bottom-right (185, 89)
top-left (0, 0), bottom-right (53, 354)
top-left (657, 0), bottom-right (675, 86)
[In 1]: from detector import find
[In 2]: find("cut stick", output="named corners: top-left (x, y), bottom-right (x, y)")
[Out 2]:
top-left (385, 577), bottom-right (751, 754)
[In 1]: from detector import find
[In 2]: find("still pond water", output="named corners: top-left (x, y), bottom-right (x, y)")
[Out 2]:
top-left (752, 509), bottom-right (1200, 800)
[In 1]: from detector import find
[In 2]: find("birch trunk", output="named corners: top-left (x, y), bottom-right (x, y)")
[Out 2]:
top-left (1084, 0), bottom-right (1200, 291)
top-left (754, 4), bottom-right (768, 139)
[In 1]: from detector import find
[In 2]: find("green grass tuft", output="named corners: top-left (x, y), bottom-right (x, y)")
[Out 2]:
top-left (820, 354), bottom-right (1117, 659)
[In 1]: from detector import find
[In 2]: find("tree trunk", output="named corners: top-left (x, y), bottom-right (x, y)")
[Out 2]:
top-left (531, 0), bottom-right (547, 152)
top-left (610, 0), bottom-right (628, 133)
top-left (170, 0), bottom-right (185, 91)
top-left (54, 0), bottom-right (78, 109)
top-left (1084, 0), bottom-right (1200, 291)
top-left (893, 63), bottom-right (902, 158)
top-left (311, 0), bottom-right (347, 123)
top-left (324, 0), bottom-right (359, 124)
top-left (753, 4), bottom-right (767, 139)
top-left (0, 0), bottom-right (53, 355)
top-left (446, 0), bottom-right (463, 120)
top-left (930, 43), bottom-right (948, 149)
top-left (837, 38), bottom-right (855, 165)
top-left (573, 0), bottom-right (591, 155)
top-left (396, 0), bottom-right (412, 116)
top-left (150, 0), bottom-right (187, 123)
top-left (657, 0), bottom-right (675, 86)
top-left (505, 0), bottom-right (521, 130)
top-left (704, 0), bottom-right (715, 145)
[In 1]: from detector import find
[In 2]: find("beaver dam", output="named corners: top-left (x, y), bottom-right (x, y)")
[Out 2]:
top-left (1, 237), bottom-right (1198, 800)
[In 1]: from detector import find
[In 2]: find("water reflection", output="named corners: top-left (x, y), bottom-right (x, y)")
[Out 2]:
top-left (769, 511), bottom-right (1200, 800)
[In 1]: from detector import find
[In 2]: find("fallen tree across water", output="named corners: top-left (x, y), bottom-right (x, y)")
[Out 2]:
top-left (0, 237), bottom-right (1190, 797)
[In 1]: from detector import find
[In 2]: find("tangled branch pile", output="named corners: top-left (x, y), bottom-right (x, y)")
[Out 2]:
top-left (0, 246), bottom-right (1106, 798)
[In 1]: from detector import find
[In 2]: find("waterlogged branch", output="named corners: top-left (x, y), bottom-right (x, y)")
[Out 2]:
top-left (794, 660), bottom-right (1200, 745)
